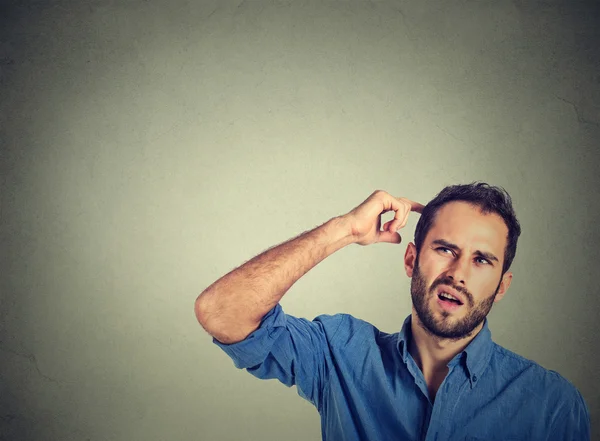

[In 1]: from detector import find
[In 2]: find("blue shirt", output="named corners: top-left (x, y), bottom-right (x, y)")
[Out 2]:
top-left (213, 303), bottom-right (590, 441)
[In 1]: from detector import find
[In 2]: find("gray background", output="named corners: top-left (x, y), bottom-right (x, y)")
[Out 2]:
top-left (1, 0), bottom-right (599, 440)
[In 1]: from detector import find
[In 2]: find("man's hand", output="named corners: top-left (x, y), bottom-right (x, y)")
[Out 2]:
top-left (342, 190), bottom-right (424, 246)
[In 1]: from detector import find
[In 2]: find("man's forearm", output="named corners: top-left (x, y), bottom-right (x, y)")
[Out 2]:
top-left (195, 216), bottom-right (355, 344)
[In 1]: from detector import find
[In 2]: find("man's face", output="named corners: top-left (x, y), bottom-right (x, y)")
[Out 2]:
top-left (405, 201), bottom-right (512, 340)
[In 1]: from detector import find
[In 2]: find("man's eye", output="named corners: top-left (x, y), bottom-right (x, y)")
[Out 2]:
top-left (437, 248), bottom-right (490, 265)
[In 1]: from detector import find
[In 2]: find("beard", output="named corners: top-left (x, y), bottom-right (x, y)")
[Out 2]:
top-left (410, 256), bottom-right (501, 340)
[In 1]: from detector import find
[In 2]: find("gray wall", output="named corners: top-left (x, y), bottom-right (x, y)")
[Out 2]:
top-left (1, 1), bottom-right (598, 440)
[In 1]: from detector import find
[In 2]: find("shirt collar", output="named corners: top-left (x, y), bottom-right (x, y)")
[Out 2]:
top-left (396, 314), bottom-right (494, 382)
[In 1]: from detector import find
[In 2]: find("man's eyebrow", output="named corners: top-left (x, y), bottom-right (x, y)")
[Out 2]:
top-left (431, 239), bottom-right (499, 263)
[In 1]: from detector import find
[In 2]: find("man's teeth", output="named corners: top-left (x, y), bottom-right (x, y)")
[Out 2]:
top-left (440, 292), bottom-right (460, 303)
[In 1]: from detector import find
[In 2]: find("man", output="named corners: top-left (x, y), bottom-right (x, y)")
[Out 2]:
top-left (195, 182), bottom-right (590, 441)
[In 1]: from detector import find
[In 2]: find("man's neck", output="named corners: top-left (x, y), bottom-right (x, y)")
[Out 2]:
top-left (408, 310), bottom-right (483, 380)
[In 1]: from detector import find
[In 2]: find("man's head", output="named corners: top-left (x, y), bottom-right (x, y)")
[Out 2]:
top-left (404, 182), bottom-right (521, 340)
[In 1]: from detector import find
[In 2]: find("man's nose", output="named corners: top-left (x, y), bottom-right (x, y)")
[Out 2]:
top-left (446, 257), bottom-right (469, 285)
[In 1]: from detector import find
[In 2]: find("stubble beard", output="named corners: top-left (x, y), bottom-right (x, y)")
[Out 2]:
top-left (410, 257), bottom-right (500, 340)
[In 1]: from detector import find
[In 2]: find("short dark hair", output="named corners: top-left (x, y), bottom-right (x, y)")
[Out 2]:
top-left (414, 182), bottom-right (522, 275)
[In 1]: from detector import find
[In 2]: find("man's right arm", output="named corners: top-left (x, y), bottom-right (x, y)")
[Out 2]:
top-left (194, 216), bottom-right (356, 344)
top-left (194, 190), bottom-right (424, 345)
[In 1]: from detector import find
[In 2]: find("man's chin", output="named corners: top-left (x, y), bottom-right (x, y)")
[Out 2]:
top-left (421, 310), bottom-right (471, 339)
top-left (428, 324), bottom-right (471, 340)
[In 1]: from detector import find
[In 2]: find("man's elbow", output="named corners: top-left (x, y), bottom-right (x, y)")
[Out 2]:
top-left (194, 293), bottom-right (205, 323)
top-left (193, 294), bottom-right (260, 344)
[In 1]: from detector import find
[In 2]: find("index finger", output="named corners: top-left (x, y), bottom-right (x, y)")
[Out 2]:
top-left (394, 197), bottom-right (425, 231)
top-left (407, 199), bottom-right (425, 214)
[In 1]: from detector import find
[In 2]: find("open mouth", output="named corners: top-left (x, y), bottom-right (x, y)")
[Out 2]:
top-left (437, 292), bottom-right (463, 306)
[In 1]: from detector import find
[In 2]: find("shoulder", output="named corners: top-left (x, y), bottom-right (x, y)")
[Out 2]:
top-left (490, 343), bottom-right (585, 406)
top-left (488, 343), bottom-right (590, 438)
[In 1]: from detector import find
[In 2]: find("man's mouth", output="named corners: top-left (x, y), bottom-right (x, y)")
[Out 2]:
top-left (437, 291), bottom-right (463, 305)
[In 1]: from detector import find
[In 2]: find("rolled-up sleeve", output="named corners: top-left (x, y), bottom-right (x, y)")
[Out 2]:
top-left (212, 303), bottom-right (345, 411)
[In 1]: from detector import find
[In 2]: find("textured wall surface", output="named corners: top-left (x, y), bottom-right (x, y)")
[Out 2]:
top-left (1, 1), bottom-right (599, 440)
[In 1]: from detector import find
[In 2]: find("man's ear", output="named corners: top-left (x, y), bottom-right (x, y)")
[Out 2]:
top-left (404, 242), bottom-right (417, 278)
top-left (494, 271), bottom-right (513, 303)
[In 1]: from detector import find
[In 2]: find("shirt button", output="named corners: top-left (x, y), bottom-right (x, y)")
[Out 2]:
top-left (472, 375), bottom-right (478, 382)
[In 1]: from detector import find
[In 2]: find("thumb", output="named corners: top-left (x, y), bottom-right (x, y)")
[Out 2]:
top-left (377, 231), bottom-right (402, 244)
